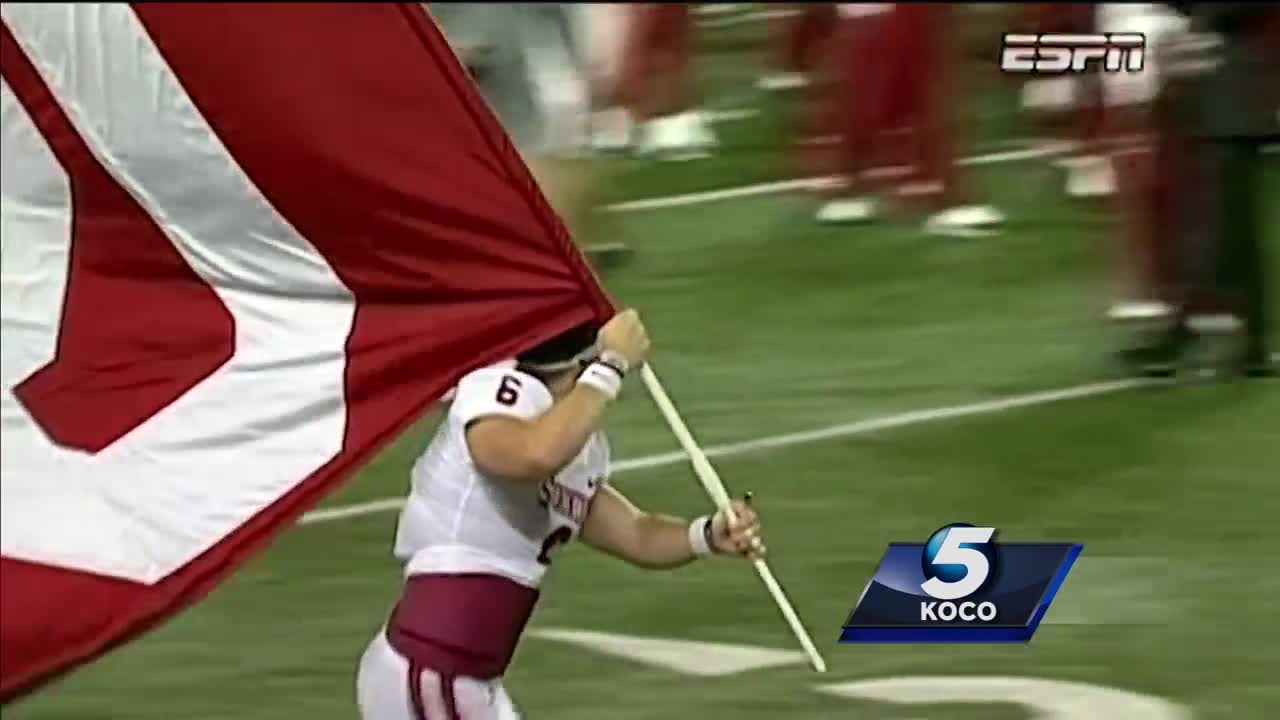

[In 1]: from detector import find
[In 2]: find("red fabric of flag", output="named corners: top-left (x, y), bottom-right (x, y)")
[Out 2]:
top-left (0, 3), bottom-right (612, 701)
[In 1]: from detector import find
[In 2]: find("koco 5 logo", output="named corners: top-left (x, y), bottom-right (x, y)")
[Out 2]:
top-left (919, 524), bottom-right (999, 622)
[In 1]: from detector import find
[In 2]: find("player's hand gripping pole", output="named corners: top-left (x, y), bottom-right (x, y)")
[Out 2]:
top-left (639, 364), bottom-right (828, 673)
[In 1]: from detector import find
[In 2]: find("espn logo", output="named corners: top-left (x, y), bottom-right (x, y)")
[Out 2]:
top-left (1000, 33), bottom-right (1146, 73)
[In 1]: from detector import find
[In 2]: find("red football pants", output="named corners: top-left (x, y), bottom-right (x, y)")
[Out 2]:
top-left (615, 3), bottom-right (695, 118)
top-left (829, 5), bottom-right (966, 208)
top-left (773, 3), bottom-right (838, 74)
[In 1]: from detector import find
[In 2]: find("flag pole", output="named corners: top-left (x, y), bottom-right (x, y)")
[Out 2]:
top-left (638, 364), bottom-right (828, 673)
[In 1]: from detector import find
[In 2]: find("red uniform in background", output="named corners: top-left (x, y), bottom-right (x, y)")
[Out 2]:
top-left (1096, 4), bottom-right (1193, 318)
top-left (815, 4), bottom-right (1002, 232)
top-left (616, 3), bottom-right (695, 121)
top-left (613, 4), bottom-right (714, 159)
top-left (760, 3), bottom-right (838, 90)
top-left (777, 3), bottom-right (836, 76)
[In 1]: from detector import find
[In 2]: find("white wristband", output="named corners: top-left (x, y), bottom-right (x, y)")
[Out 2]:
top-left (688, 515), bottom-right (714, 557)
top-left (597, 349), bottom-right (630, 376)
top-left (576, 361), bottom-right (624, 400)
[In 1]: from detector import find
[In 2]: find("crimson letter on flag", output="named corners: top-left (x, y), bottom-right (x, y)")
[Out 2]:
top-left (0, 3), bottom-right (612, 701)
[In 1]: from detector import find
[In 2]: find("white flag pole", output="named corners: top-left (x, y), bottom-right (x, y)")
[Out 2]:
top-left (638, 364), bottom-right (828, 673)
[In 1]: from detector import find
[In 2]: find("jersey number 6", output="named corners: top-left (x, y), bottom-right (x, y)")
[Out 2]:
top-left (495, 375), bottom-right (523, 406)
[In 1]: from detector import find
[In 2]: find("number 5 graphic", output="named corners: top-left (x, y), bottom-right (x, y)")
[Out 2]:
top-left (921, 526), bottom-right (995, 601)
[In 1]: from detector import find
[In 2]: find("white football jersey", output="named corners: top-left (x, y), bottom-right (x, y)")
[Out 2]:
top-left (393, 363), bottom-right (609, 588)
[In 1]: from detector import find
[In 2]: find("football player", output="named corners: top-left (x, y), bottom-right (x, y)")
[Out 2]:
top-left (428, 3), bottom-right (631, 268)
top-left (356, 309), bottom-right (765, 719)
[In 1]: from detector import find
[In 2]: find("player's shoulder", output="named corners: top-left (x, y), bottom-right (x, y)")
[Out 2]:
top-left (450, 362), bottom-right (554, 425)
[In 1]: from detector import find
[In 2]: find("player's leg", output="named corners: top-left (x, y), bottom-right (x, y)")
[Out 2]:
top-left (630, 3), bottom-right (714, 161)
top-left (521, 5), bottom-right (631, 270)
top-left (358, 633), bottom-right (520, 720)
top-left (906, 4), bottom-right (1005, 235)
top-left (356, 631), bottom-right (414, 720)
top-left (1105, 108), bottom-right (1169, 320)
top-left (584, 3), bottom-right (635, 153)
top-left (449, 676), bottom-right (524, 720)
top-left (758, 3), bottom-right (836, 91)
top-left (814, 4), bottom-right (894, 224)
top-left (1100, 4), bottom-right (1189, 320)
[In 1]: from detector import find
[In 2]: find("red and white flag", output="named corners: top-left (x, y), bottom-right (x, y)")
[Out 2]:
top-left (0, 3), bottom-right (613, 701)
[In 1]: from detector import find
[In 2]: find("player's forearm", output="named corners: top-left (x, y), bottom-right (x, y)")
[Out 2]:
top-left (583, 486), bottom-right (704, 569)
top-left (612, 512), bottom-right (700, 570)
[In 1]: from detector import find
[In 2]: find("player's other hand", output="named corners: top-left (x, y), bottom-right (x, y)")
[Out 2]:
top-left (598, 309), bottom-right (651, 369)
top-left (711, 495), bottom-right (765, 560)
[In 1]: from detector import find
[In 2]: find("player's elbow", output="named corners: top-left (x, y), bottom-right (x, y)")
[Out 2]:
top-left (467, 424), bottom-right (564, 483)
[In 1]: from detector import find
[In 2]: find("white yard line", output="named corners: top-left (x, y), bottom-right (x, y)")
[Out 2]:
top-left (299, 138), bottom-right (1275, 527)
top-left (604, 143), bottom-right (1071, 213)
top-left (298, 377), bottom-right (1154, 526)
top-left (605, 176), bottom-right (832, 213)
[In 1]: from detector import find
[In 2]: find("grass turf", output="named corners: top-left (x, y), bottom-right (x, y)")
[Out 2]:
top-left (9, 10), bottom-right (1279, 719)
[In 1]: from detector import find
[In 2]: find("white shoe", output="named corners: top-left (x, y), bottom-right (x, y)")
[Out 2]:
top-left (756, 72), bottom-right (810, 91)
top-left (637, 111), bottom-right (713, 161)
top-left (688, 109), bottom-right (719, 150)
top-left (923, 205), bottom-right (1006, 237)
top-left (1107, 300), bottom-right (1174, 322)
top-left (1065, 155), bottom-right (1117, 198)
top-left (926, 204), bottom-right (1003, 226)
top-left (816, 197), bottom-right (878, 224)
top-left (591, 107), bottom-right (633, 153)
top-left (634, 116), bottom-right (671, 157)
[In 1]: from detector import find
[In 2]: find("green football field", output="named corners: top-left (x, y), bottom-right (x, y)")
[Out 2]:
top-left (10, 8), bottom-right (1279, 719)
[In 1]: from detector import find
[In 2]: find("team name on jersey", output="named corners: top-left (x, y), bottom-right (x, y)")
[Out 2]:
top-left (538, 476), bottom-right (598, 524)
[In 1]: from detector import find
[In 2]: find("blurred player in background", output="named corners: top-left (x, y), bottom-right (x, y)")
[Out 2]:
top-left (356, 310), bottom-right (766, 719)
top-left (815, 3), bottom-right (1006, 235)
top-left (428, 3), bottom-right (630, 266)
top-left (1124, 2), bottom-right (1278, 377)
top-left (757, 3), bottom-right (837, 92)
top-left (1095, 3), bottom-right (1190, 323)
top-left (1017, 3), bottom-right (1115, 201)
top-left (582, 3), bottom-right (635, 153)
top-left (615, 3), bottom-right (718, 160)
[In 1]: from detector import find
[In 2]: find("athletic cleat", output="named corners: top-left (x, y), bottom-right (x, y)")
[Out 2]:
top-left (1107, 300), bottom-right (1174, 322)
top-left (755, 72), bottom-right (810, 92)
top-left (590, 107), bottom-right (634, 153)
top-left (635, 111), bottom-right (715, 162)
top-left (923, 205), bottom-right (1006, 236)
top-left (815, 197), bottom-right (878, 224)
top-left (1065, 155), bottom-right (1117, 198)
top-left (689, 109), bottom-right (719, 150)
